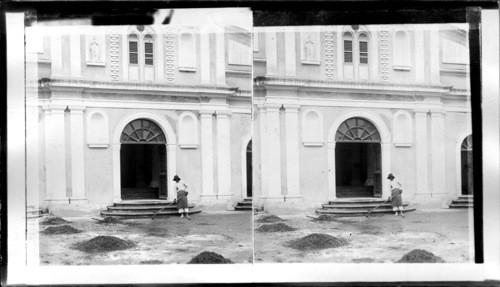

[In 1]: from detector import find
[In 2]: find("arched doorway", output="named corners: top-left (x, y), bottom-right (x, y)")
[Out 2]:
top-left (335, 117), bottom-right (382, 198)
top-left (461, 135), bottom-right (473, 195)
top-left (120, 119), bottom-right (167, 200)
top-left (246, 140), bottom-right (252, 197)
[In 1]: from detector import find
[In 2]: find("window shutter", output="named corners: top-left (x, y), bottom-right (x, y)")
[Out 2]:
top-left (145, 42), bottom-right (154, 65)
top-left (129, 41), bottom-right (138, 64)
top-left (344, 40), bottom-right (353, 63)
top-left (359, 40), bottom-right (368, 64)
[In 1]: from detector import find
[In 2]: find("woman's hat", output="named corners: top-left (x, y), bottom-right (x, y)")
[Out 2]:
top-left (387, 173), bottom-right (395, 179)
top-left (173, 175), bottom-right (180, 181)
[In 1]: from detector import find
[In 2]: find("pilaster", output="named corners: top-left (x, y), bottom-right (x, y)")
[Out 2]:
top-left (381, 142), bottom-right (392, 198)
top-left (200, 110), bottom-right (215, 198)
top-left (336, 29), bottom-right (343, 80)
top-left (327, 142), bottom-right (337, 201)
top-left (50, 34), bottom-right (63, 77)
top-left (430, 109), bottom-right (446, 196)
top-left (216, 110), bottom-right (232, 196)
top-left (429, 28), bottom-right (441, 84)
top-left (215, 27), bottom-right (226, 85)
top-left (284, 28), bottom-right (297, 77)
top-left (284, 104), bottom-right (301, 199)
top-left (265, 32), bottom-right (278, 76)
top-left (45, 105), bottom-right (67, 202)
top-left (414, 109), bottom-right (429, 195)
top-left (69, 106), bottom-right (86, 201)
top-left (414, 30), bottom-right (425, 83)
top-left (69, 34), bottom-right (82, 78)
top-left (257, 104), bottom-right (268, 199)
top-left (200, 26), bottom-right (211, 84)
top-left (264, 103), bottom-right (282, 199)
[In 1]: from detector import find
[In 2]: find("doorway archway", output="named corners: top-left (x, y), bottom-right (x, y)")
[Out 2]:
top-left (120, 119), bottom-right (167, 200)
top-left (112, 112), bottom-right (177, 203)
top-left (327, 110), bottom-right (391, 200)
top-left (460, 135), bottom-right (473, 195)
top-left (335, 117), bottom-right (382, 198)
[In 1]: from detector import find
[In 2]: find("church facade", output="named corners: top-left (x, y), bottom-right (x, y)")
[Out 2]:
top-left (252, 24), bottom-right (473, 211)
top-left (25, 24), bottom-right (253, 214)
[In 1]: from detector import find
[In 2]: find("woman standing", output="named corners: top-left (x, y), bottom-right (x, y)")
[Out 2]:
top-left (173, 175), bottom-right (190, 219)
top-left (388, 173), bottom-right (404, 217)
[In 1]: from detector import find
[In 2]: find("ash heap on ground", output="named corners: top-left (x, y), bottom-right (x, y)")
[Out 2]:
top-left (396, 249), bottom-right (445, 263)
top-left (71, 235), bottom-right (136, 253)
top-left (287, 233), bottom-right (348, 251)
top-left (41, 225), bottom-right (82, 235)
top-left (187, 251), bottom-right (233, 264)
top-left (256, 223), bottom-right (297, 232)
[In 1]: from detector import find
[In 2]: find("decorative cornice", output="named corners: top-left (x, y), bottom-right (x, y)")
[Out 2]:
top-left (39, 77), bottom-right (242, 97)
top-left (254, 76), bottom-right (462, 96)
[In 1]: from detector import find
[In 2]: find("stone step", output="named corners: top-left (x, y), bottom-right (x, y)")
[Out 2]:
top-left (316, 206), bottom-right (417, 216)
top-left (114, 200), bottom-right (173, 207)
top-left (328, 198), bottom-right (388, 204)
top-left (108, 204), bottom-right (195, 211)
top-left (234, 205), bottom-right (253, 211)
top-left (237, 201), bottom-right (252, 206)
top-left (449, 203), bottom-right (474, 208)
top-left (243, 198), bottom-right (252, 202)
top-left (323, 202), bottom-right (410, 209)
top-left (459, 195), bottom-right (474, 199)
top-left (452, 199), bottom-right (473, 204)
top-left (101, 208), bottom-right (202, 217)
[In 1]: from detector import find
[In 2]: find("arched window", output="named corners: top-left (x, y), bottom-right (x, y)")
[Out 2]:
top-left (128, 34), bottom-right (139, 65)
top-left (87, 111), bottom-right (109, 148)
top-left (393, 111), bottom-right (413, 146)
top-left (335, 117), bottom-right (381, 142)
top-left (394, 31), bottom-right (411, 69)
top-left (302, 110), bottom-right (324, 146)
top-left (358, 32), bottom-right (369, 64)
top-left (343, 32), bottom-right (353, 64)
top-left (144, 34), bottom-right (154, 66)
top-left (120, 119), bottom-right (166, 143)
top-left (179, 32), bottom-right (197, 71)
top-left (179, 112), bottom-right (199, 148)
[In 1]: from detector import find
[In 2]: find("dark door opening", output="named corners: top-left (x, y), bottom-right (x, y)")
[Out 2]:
top-left (120, 144), bottom-right (166, 200)
top-left (335, 142), bottom-right (381, 198)
top-left (461, 135), bottom-right (473, 195)
top-left (246, 140), bottom-right (252, 197)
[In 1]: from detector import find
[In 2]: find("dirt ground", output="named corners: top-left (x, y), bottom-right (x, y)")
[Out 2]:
top-left (37, 211), bottom-right (253, 265)
top-left (254, 209), bottom-right (474, 263)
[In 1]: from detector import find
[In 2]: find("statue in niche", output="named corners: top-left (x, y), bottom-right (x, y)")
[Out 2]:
top-left (89, 39), bottom-right (100, 62)
top-left (305, 38), bottom-right (315, 61)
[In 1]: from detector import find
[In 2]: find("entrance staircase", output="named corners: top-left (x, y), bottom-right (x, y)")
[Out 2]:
top-left (234, 198), bottom-right (253, 211)
top-left (449, 195), bottom-right (473, 208)
top-left (100, 200), bottom-right (202, 217)
top-left (316, 198), bottom-right (416, 216)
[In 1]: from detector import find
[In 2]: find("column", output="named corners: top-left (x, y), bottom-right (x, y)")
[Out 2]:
top-left (166, 143), bottom-right (177, 201)
top-left (46, 105), bottom-right (67, 202)
top-left (257, 104), bottom-right (268, 198)
top-left (265, 31), bottom-right (278, 76)
top-left (155, 34), bottom-right (164, 82)
top-left (284, 104), bottom-right (301, 199)
top-left (414, 30), bottom-right (425, 83)
top-left (69, 106), bottom-right (86, 201)
top-left (336, 28), bottom-right (344, 80)
top-left (50, 34), bottom-right (63, 77)
top-left (430, 109), bottom-right (446, 196)
top-left (69, 34), bottom-right (81, 77)
top-left (327, 142), bottom-right (337, 201)
top-left (122, 32), bottom-right (129, 81)
top-left (429, 28), bottom-right (441, 84)
top-left (414, 109), bottom-right (429, 195)
top-left (215, 27), bottom-right (226, 85)
top-left (200, 110), bottom-right (215, 197)
top-left (216, 110), bottom-right (232, 196)
top-left (265, 103), bottom-right (282, 198)
top-left (284, 28), bottom-right (296, 77)
top-left (112, 143), bottom-right (121, 203)
top-left (370, 30), bottom-right (379, 82)
top-left (381, 142), bottom-right (392, 199)
top-left (200, 26), bottom-right (211, 84)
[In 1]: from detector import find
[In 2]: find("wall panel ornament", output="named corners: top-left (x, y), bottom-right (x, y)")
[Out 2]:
top-left (379, 31), bottom-right (390, 82)
top-left (325, 31), bottom-right (335, 79)
top-left (86, 34), bottom-right (106, 66)
top-left (165, 33), bottom-right (175, 82)
top-left (110, 34), bottom-right (120, 81)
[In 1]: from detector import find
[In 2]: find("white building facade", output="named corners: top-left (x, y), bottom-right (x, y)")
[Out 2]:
top-left (26, 24), bottom-right (253, 214)
top-left (253, 24), bottom-right (473, 211)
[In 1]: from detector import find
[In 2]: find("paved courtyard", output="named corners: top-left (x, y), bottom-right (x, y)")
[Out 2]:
top-left (36, 211), bottom-right (253, 265)
top-left (254, 209), bottom-right (474, 263)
